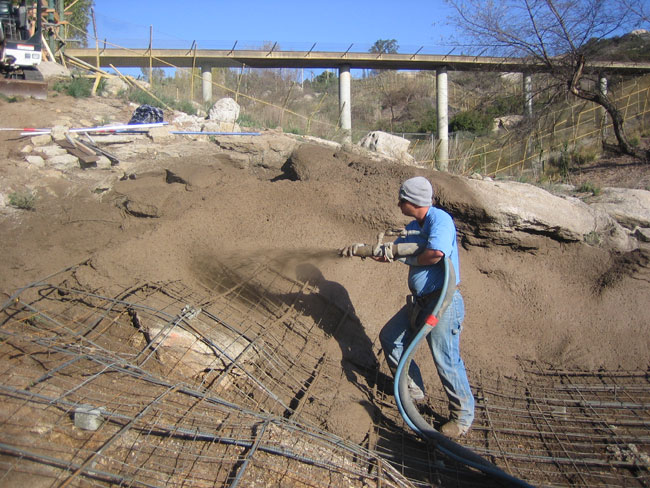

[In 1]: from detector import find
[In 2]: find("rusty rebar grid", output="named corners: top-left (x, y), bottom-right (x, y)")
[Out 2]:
top-left (0, 261), bottom-right (648, 487)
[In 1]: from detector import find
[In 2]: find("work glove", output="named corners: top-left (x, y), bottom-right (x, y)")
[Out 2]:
top-left (339, 243), bottom-right (366, 258)
top-left (373, 242), bottom-right (395, 262)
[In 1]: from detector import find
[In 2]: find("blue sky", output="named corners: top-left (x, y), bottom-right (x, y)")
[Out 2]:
top-left (92, 0), bottom-right (459, 55)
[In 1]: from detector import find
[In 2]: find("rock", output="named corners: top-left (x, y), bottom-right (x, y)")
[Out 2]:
top-left (96, 156), bottom-right (112, 169)
top-left (101, 76), bottom-right (128, 97)
top-left (208, 98), bottom-right (240, 123)
top-left (48, 154), bottom-right (79, 170)
top-left (634, 227), bottom-right (650, 242)
top-left (170, 112), bottom-right (204, 134)
top-left (281, 144), bottom-right (337, 181)
top-left (213, 133), bottom-right (298, 171)
top-left (358, 131), bottom-right (415, 164)
top-left (89, 134), bottom-right (144, 144)
top-left (30, 134), bottom-right (52, 146)
top-left (36, 145), bottom-right (67, 158)
top-left (148, 126), bottom-right (175, 143)
top-left (74, 405), bottom-right (103, 431)
top-left (141, 315), bottom-right (257, 379)
top-left (50, 125), bottom-right (69, 143)
top-left (37, 61), bottom-right (70, 80)
top-left (588, 188), bottom-right (650, 230)
top-left (492, 115), bottom-right (524, 132)
top-left (25, 155), bottom-right (45, 167)
top-left (462, 178), bottom-right (635, 251)
top-left (202, 120), bottom-right (242, 134)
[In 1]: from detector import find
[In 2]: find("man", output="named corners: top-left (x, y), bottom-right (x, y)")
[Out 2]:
top-left (378, 176), bottom-right (474, 438)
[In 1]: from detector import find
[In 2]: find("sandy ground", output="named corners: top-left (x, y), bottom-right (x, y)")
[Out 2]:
top-left (1, 94), bottom-right (649, 390)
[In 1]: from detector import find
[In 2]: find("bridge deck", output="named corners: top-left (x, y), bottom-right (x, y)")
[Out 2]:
top-left (64, 48), bottom-right (650, 73)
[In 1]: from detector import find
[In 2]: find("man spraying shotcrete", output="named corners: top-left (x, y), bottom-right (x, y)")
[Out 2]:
top-left (341, 176), bottom-right (474, 438)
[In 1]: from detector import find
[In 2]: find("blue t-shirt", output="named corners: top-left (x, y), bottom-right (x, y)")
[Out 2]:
top-left (395, 206), bottom-right (461, 296)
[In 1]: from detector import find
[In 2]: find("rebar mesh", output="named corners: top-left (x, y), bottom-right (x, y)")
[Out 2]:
top-left (0, 260), bottom-right (648, 487)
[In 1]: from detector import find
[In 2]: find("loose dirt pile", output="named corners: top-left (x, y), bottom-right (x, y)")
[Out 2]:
top-left (1, 94), bottom-right (649, 383)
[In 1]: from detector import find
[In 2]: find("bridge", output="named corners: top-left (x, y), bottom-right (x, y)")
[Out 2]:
top-left (64, 47), bottom-right (650, 165)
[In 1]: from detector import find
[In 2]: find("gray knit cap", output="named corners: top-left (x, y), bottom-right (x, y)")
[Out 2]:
top-left (399, 176), bottom-right (433, 207)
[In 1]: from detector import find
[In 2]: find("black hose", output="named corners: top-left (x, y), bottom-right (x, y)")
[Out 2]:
top-left (393, 258), bottom-right (535, 488)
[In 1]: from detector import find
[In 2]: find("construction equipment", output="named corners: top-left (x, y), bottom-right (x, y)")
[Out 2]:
top-left (0, 0), bottom-right (46, 98)
top-left (338, 229), bottom-right (423, 261)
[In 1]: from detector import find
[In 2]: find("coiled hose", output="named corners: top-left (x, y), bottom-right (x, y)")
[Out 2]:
top-left (393, 258), bottom-right (535, 488)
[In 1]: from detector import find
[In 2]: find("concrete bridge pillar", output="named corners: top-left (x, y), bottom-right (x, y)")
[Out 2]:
top-left (202, 66), bottom-right (212, 103)
top-left (437, 66), bottom-right (449, 171)
top-left (339, 65), bottom-right (352, 144)
top-left (599, 74), bottom-right (608, 96)
top-left (599, 74), bottom-right (608, 137)
top-left (524, 73), bottom-right (533, 117)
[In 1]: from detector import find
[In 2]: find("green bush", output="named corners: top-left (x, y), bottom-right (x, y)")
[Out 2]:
top-left (577, 181), bottom-right (601, 196)
top-left (0, 93), bottom-right (20, 102)
top-left (52, 77), bottom-right (107, 98)
top-left (125, 88), bottom-right (197, 116)
top-left (52, 77), bottom-right (95, 98)
top-left (449, 110), bottom-right (493, 134)
top-left (237, 113), bottom-right (259, 128)
top-left (8, 191), bottom-right (36, 210)
top-left (174, 99), bottom-right (197, 116)
top-left (486, 94), bottom-right (524, 118)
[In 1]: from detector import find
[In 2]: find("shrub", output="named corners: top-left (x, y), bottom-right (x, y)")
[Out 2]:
top-left (237, 113), bottom-right (259, 128)
top-left (8, 191), bottom-right (36, 210)
top-left (571, 148), bottom-right (597, 166)
top-left (449, 110), bottom-right (493, 134)
top-left (577, 181), bottom-right (601, 196)
top-left (0, 93), bottom-right (20, 102)
top-left (52, 77), bottom-right (95, 98)
top-left (125, 88), bottom-right (197, 116)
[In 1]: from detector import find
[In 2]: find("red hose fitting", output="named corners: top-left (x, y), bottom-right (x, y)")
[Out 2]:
top-left (424, 314), bottom-right (438, 327)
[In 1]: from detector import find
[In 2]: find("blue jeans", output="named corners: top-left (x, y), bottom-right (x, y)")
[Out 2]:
top-left (379, 289), bottom-right (474, 427)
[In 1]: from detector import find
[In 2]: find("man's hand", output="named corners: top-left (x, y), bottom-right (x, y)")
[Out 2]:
top-left (339, 243), bottom-right (366, 257)
top-left (371, 242), bottom-right (394, 262)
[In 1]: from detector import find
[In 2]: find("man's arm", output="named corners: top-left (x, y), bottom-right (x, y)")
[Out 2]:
top-left (408, 248), bottom-right (444, 266)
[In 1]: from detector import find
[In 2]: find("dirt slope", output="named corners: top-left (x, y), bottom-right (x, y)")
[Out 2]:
top-left (1, 94), bottom-right (649, 385)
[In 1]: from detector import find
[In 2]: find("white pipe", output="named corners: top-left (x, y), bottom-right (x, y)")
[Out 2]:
top-left (21, 122), bottom-right (168, 136)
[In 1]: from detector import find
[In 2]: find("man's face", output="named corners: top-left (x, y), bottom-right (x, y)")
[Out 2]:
top-left (398, 198), bottom-right (417, 217)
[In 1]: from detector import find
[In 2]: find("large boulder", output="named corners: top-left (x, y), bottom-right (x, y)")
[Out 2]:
top-left (588, 188), bottom-right (650, 230)
top-left (213, 132), bottom-right (299, 171)
top-left (492, 115), bottom-right (524, 132)
top-left (101, 76), bottom-right (128, 97)
top-left (460, 178), bottom-right (635, 251)
top-left (140, 314), bottom-right (258, 381)
top-left (37, 61), bottom-right (70, 80)
top-left (358, 131), bottom-right (415, 165)
top-left (209, 98), bottom-right (240, 124)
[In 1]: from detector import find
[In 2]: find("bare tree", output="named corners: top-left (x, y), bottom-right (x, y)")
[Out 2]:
top-left (446, 0), bottom-right (648, 156)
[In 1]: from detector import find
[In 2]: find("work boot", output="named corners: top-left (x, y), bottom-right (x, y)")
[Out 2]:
top-left (440, 420), bottom-right (470, 438)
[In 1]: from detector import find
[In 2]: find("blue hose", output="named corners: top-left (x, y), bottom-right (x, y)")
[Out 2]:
top-left (393, 258), bottom-right (535, 488)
